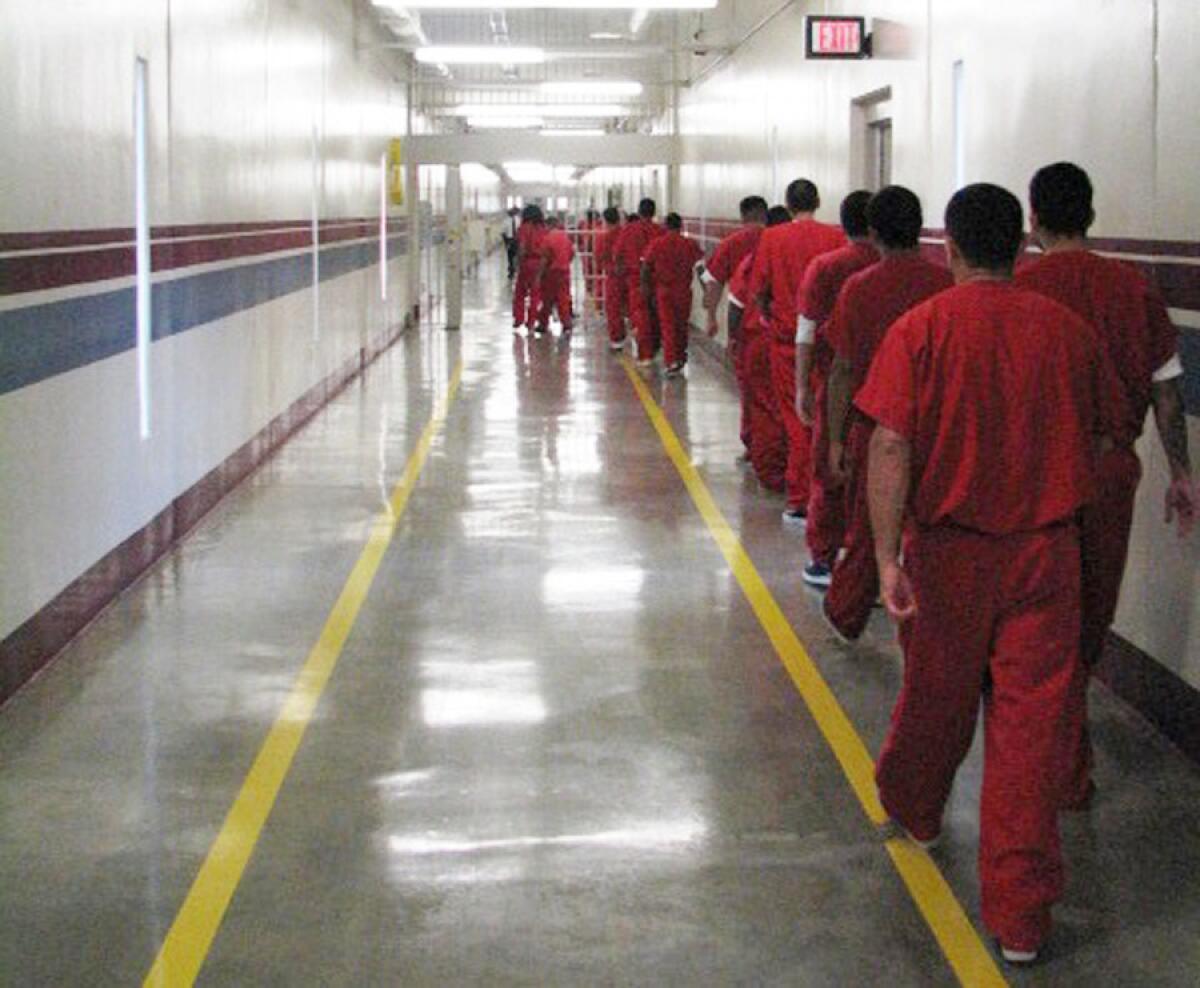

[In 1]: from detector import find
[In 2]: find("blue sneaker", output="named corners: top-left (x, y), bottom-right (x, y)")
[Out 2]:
top-left (802, 560), bottom-right (833, 588)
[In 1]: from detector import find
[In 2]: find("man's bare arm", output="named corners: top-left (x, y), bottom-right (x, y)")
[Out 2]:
top-left (868, 425), bottom-right (916, 619)
top-left (1151, 376), bottom-right (1197, 536)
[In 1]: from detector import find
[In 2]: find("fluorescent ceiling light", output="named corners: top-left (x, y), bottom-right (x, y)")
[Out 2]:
top-left (466, 115), bottom-right (544, 128)
top-left (589, 32), bottom-right (625, 40)
top-left (539, 80), bottom-right (643, 96)
top-left (404, 1), bottom-right (714, 8)
top-left (542, 128), bottom-right (605, 137)
top-left (451, 103), bottom-right (630, 118)
top-left (416, 45), bottom-right (545, 64)
top-left (630, 9), bottom-right (650, 33)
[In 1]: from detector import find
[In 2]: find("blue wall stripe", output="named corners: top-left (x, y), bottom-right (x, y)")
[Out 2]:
top-left (0, 235), bottom-right (410, 397)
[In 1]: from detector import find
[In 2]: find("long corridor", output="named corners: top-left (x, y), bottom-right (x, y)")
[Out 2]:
top-left (2, 268), bottom-right (1199, 986)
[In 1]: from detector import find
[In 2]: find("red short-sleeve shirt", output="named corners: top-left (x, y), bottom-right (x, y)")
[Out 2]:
top-left (542, 229), bottom-right (574, 271)
top-left (517, 223), bottom-right (545, 268)
top-left (855, 281), bottom-right (1110, 534)
top-left (826, 254), bottom-right (953, 391)
top-left (1014, 249), bottom-right (1179, 444)
top-left (596, 224), bottom-right (621, 272)
top-left (797, 241), bottom-right (880, 326)
top-left (748, 219), bottom-right (846, 341)
top-left (704, 225), bottom-right (762, 286)
top-left (643, 230), bottom-right (704, 291)
top-left (729, 253), bottom-right (766, 339)
top-left (614, 219), bottom-right (663, 279)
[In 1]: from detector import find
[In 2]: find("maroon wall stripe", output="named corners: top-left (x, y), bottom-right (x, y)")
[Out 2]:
top-left (0, 221), bottom-right (398, 296)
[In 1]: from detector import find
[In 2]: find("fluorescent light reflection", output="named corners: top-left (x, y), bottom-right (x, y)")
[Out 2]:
top-left (388, 820), bottom-right (706, 857)
top-left (542, 565), bottom-right (644, 612)
top-left (420, 659), bottom-right (546, 727)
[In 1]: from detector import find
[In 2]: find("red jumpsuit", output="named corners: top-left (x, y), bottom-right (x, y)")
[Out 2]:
top-left (857, 281), bottom-right (1112, 953)
top-left (795, 241), bottom-right (880, 565)
top-left (702, 225), bottom-right (763, 448)
top-left (823, 255), bottom-right (953, 638)
top-left (730, 254), bottom-right (787, 492)
top-left (748, 219), bottom-right (846, 511)
top-left (512, 222), bottom-right (546, 329)
top-left (1014, 249), bottom-right (1178, 803)
top-left (614, 218), bottom-right (664, 360)
top-left (643, 230), bottom-right (704, 368)
top-left (536, 229), bottom-right (575, 332)
top-left (596, 224), bottom-right (624, 342)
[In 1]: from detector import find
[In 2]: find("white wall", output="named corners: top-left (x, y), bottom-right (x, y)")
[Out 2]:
top-left (676, 0), bottom-right (1200, 687)
top-left (0, 0), bottom-right (417, 641)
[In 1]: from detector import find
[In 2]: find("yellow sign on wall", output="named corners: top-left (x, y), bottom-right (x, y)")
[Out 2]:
top-left (388, 138), bottom-right (404, 207)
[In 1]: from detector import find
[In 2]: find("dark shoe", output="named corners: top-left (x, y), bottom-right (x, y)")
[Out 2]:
top-left (802, 560), bottom-right (833, 588)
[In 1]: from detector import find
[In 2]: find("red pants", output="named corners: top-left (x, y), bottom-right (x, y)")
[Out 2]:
top-left (628, 278), bottom-right (658, 360)
top-left (744, 331), bottom-right (787, 492)
top-left (826, 421), bottom-right (876, 638)
top-left (768, 337), bottom-right (812, 510)
top-left (604, 274), bottom-right (627, 343)
top-left (1066, 445), bottom-right (1141, 803)
top-left (876, 523), bottom-right (1083, 951)
top-left (537, 269), bottom-right (573, 331)
top-left (513, 263), bottom-right (542, 328)
top-left (805, 369), bottom-right (845, 565)
top-left (656, 286), bottom-right (692, 367)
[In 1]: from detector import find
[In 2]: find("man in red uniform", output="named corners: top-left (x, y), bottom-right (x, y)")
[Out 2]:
top-left (822, 187), bottom-right (953, 641)
top-left (596, 207), bottom-right (625, 349)
top-left (700, 196), bottom-right (768, 454)
top-left (727, 205), bottom-right (792, 491)
top-left (613, 198), bottom-right (664, 367)
top-left (642, 213), bottom-right (704, 376)
top-left (512, 205), bottom-right (545, 332)
top-left (535, 215), bottom-right (575, 336)
top-left (1015, 162), bottom-right (1196, 806)
top-left (749, 179), bottom-right (845, 524)
top-left (861, 184), bottom-right (1114, 964)
top-left (700, 196), bottom-right (769, 337)
top-left (793, 190), bottom-right (878, 585)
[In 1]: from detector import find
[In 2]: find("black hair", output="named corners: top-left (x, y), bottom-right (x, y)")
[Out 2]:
top-left (766, 205), bottom-right (791, 226)
top-left (520, 204), bottom-right (542, 223)
top-left (603, 206), bottom-right (620, 224)
top-left (638, 197), bottom-right (657, 219)
top-left (785, 179), bottom-right (820, 214)
top-left (1029, 162), bottom-right (1094, 237)
top-left (665, 212), bottom-right (683, 230)
top-left (944, 183), bottom-right (1024, 270)
top-left (739, 196), bottom-right (769, 220)
top-left (866, 186), bottom-right (924, 249)
top-left (840, 190), bottom-right (873, 238)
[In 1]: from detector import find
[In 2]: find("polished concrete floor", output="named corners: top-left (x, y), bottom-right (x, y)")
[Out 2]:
top-left (1, 264), bottom-right (1199, 986)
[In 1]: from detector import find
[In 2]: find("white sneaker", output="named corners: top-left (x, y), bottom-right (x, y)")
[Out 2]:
top-left (1000, 945), bottom-right (1038, 966)
top-left (781, 508), bottom-right (807, 528)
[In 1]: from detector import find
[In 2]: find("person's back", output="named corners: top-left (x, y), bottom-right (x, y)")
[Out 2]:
top-left (543, 227), bottom-right (574, 271)
top-left (617, 216), bottom-right (661, 277)
top-left (879, 281), bottom-right (1102, 532)
top-left (753, 218), bottom-right (846, 340)
top-left (833, 254), bottom-right (953, 392)
top-left (643, 227), bottom-right (702, 290)
top-left (1016, 248), bottom-right (1169, 446)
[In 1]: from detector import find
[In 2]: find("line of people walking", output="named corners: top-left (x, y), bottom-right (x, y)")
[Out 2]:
top-left (693, 167), bottom-right (1196, 965)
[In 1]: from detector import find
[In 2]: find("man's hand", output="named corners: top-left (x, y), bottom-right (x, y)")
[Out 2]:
top-left (706, 313), bottom-right (719, 338)
top-left (878, 558), bottom-right (917, 621)
top-left (828, 439), bottom-right (847, 488)
top-left (1165, 475), bottom-right (1198, 537)
top-left (795, 385), bottom-right (814, 427)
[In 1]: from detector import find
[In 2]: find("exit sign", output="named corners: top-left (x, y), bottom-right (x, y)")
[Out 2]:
top-left (806, 16), bottom-right (869, 59)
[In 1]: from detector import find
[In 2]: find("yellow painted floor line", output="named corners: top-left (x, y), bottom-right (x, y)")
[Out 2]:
top-left (621, 359), bottom-right (1007, 988)
top-left (144, 360), bottom-right (464, 988)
